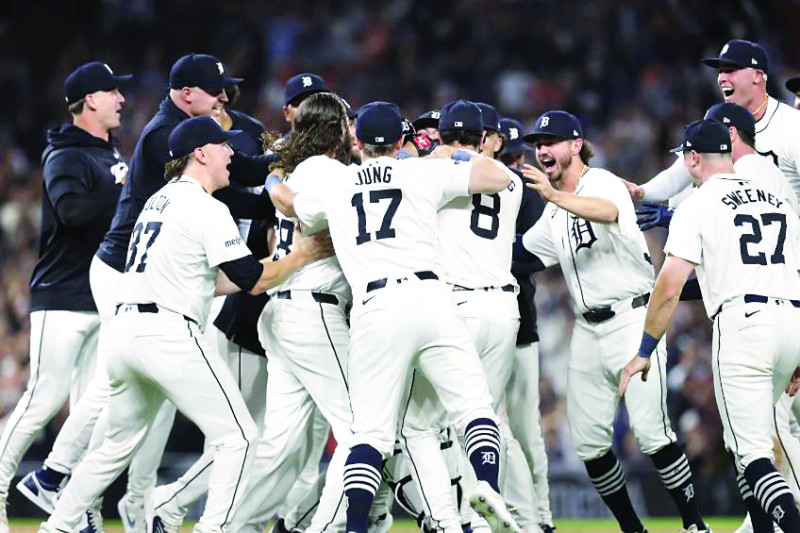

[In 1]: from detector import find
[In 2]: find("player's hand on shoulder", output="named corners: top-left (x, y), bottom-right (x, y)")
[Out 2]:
top-left (520, 164), bottom-right (556, 201)
top-left (292, 224), bottom-right (335, 265)
top-left (786, 366), bottom-right (800, 397)
top-left (620, 178), bottom-right (645, 201)
top-left (427, 145), bottom-right (457, 159)
top-left (636, 202), bottom-right (673, 231)
top-left (619, 355), bottom-right (652, 397)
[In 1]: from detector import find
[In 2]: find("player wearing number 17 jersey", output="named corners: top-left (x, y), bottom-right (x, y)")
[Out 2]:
top-left (621, 120), bottom-right (800, 533)
top-left (268, 99), bottom-right (520, 533)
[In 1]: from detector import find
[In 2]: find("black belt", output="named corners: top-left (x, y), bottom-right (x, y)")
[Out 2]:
top-left (582, 293), bottom-right (650, 324)
top-left (366, 271), bottom-right (438, 293)
top-left (744, 294), bottom-right (800, 307)
top-left (451, 283), bottom-right (515, 293)
top-left (276, 291), bottom-right (340, 305)
top-left (115, 303), bottom-right (198, 326)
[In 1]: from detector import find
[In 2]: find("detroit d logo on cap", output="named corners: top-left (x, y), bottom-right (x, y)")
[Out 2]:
top-left (540, 116), bottom-right (550, 128)
top-left (509, 128), bottom-right (519, 140)
top-left (302, 76), bottom-right (313, 87)
top-left (721, 43), bottom-right (729, 55)
top-left (216, 61), bottom-right (224, 75)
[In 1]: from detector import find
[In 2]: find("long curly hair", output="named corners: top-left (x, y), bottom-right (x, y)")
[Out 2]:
top-left (266, 92), bottom-right (352, 172)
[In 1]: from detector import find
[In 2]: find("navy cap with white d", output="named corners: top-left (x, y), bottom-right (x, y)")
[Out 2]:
top-left (704, 103), bottom-right (755, 138)
top-left (439, 100), bottom-right (483, 132)
top-left (412, 110), bottom-right (441, 131)
top-left (670, 119), bottom-right (731, 154)
top-left (168, 117), bottom-right (243, 159)
top-left (523, 110), bottom-right (583, 143)
top-left (63, 62), bottom-right (133, 105)
top-left (284, 73), bottom-right (328, 105)
top-left (169, 54), bottom-right (243, 90)
top-left (702, 40), bottom-right (769, 74)
top-left (476, 103), bottom-right (501, 132)
top-left (356, 101), bottom-right (403, 145)
top-left (499, 118), bottom-right (534, 153)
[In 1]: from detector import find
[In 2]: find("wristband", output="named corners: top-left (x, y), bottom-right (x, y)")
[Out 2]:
top-left (264, 174), bottom-right (282, 193)
top-left (637, 332), bottom-right (659, 358)
top-left (451, 150), bottom-right (472, 162)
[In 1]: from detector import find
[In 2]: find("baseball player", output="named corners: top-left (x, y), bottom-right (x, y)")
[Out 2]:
top-left (267, 100), bottom-right (520, 533)
top-left (518, 111), bottom-right (709, 533)
top-left (0, 61), bottom-right (130, 533)
top-left (620, 119), bottom-right (800, 533)
top-left (498, 116), bottom-right (555, 532)
top-left (412, 109), bottom-right (442, 142)
top-left (36, 116), bottom-right (333, 533)
top-left (476, 103), bottom-right (503, 158)
top-left (630, 40), bottom-right (800, 207)
top-left (785, 77), bottom-right (800, 111)
top-left (18, 53), bottom-right (277, 531)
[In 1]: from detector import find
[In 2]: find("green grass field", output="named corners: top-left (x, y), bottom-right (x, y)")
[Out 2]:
top-left (9, 516), bottom-right (747, 532)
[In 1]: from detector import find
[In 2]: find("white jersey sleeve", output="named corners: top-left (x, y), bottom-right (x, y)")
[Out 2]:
top-left (203, 201), bottom-right (253, 268)
top-left (664, 195), bottom-right (702, 265)
top-left (521, 210), bottom-right (560, 268)
top-left (641, 156), bottom-right (694, 203)
top-left (734, 153), bottom-right (800, 218)
top-left (418, 158), bottom-right (472, 207)
top-left (588, 170), bottom-right (641, 236)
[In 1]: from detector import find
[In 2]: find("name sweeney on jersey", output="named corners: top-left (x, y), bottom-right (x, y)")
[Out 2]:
top-left (721, 187), bottom-right (784, 211)
top-left (355, 164), bottom-right (392, 185)
top-left (142, 194), bottom-right (171, 214)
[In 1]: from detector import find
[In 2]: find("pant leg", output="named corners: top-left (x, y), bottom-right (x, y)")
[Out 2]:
top-left (46, 314), bottom-right (164, 531)
top-left (280, 407), bottom-right (330, 524)
top-left (506, 342), bottom-right (552, 525)
top-left (773, 394), bottom-right (800, 502)
top-left (0, 310), bottom-right (99, 494)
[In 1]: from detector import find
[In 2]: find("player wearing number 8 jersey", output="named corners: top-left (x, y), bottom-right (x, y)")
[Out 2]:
top-left (37, 117), bottom-right (333, 533)
top-left (519, 111), bottom-right (709, 533)
top-left (268, 100), bottom-right (520, 533)
top-left (621, 119), bottom-right (800, 533)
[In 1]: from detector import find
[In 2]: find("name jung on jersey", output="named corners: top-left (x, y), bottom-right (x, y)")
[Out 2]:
top-left (355, 163), bottom-right (393, 186)
top-left (721, 186), bottom-right (784, 211)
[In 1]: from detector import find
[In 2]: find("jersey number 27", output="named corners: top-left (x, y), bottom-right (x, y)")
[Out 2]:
top-left (735, 212), bottom-right (786, 265)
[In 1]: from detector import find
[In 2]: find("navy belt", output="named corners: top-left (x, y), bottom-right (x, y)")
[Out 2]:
top-left (366, 271), bottom-right (438, 293)
top-left (115, 303), bottom-right (198, 326)
top-left (582, 293), bottom-right (650, 324)
top-left (744, 294), bottom-right (800, 307)
top-left (276, 291), bottom-right (339, 305)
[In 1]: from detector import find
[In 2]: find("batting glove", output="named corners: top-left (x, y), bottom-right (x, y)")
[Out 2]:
top-left (636, 202), bottom-right (673, 231)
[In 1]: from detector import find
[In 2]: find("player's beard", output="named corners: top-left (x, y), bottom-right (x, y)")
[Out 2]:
top-left (547, 151), bottom-right (573, 184)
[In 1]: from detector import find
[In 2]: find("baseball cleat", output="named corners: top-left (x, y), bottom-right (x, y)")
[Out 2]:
top-left (680, 525), bottom-right (714, 533)
top-left (17, 470), bottom-right (61, 514)
top-left (367, 513), bottom-right (393, 533)
top-left (539, 524), bottom-right (556, 533)
top-left (150, 515), bottom-right (180, 533)
top-left (118, 494), bottom-right (146, 533)
top-left (468, 481), bottom-right (521, 533)
top-left (79, 504), bottom-right (105, 533)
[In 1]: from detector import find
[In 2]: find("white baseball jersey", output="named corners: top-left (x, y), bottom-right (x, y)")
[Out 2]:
top-left (116, 175), bottom-right (252, 325)
top-left (665, 173), bottom-right (800, 318)
top-left (521, 167), bottom-right (653, 315)
top-left (643, 97), bottom-right (800, 203)
top-left (436, 150), bottom-right (522, 288)
top-left (294, 156), bottom-right (472, 302)
top-left (735, 153), bottom-right (800, 216)
top-left (270, 155), bottom-right (352, 300)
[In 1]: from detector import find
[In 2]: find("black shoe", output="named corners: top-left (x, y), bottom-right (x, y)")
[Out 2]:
top-left (540, 525), bottom-right (556, 533)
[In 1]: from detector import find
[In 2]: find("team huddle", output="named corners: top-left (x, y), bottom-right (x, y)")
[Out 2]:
top-left (3, 37), bottom-right (800, 533)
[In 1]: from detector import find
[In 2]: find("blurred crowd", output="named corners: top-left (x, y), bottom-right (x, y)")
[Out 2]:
top-left (3, 0), bottom-right (800, 511)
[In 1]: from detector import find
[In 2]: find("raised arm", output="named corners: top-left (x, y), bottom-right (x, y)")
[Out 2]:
top-left (521, 164), bottom-right (618, 223)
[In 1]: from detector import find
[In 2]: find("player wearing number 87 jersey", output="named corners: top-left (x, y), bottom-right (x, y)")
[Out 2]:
top-left (37, 117), bottom-right (334, 533)
top-left (620, 120), bottom-right (800, 533)
top-left (268, 99), bottom-right (520, 533)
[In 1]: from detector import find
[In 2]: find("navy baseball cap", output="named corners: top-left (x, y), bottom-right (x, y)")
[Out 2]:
top-left (63, 62), bottom-right (133, 105)
top-left (412, 110), bottom-right (441, 131)
top-left (168, 117), bottom-right (243, 159)
top-left (356, 101), bottom-right (403, 145)
top-left (702, 40), bottom-right (769, 74)
top-left (670, 119), bottom-right (731, 154)
top-left (704, 103), bottom-right (755, 138)
top-left (786, 77), bottom-right (800, 94)
top-left (284, 73), bottom-right (328, 105)
top-left (169, 54), bottom-right (243, 90)
top-left (439, 100), bottom-right (483, 132)
top-left (342, 98), bottom-right (359, 119)
top-left (401, 118), bottom-right (415, 138)
top-left (499, 118), bottom-right (534, 153)
top-left (476, 103), bottom-right (501, 132)
top-left (523, 111), bottom-right (583, 142)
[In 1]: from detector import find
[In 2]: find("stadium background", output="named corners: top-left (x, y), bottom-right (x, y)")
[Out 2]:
top-left (1, 0), bottom-right (799, 526)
